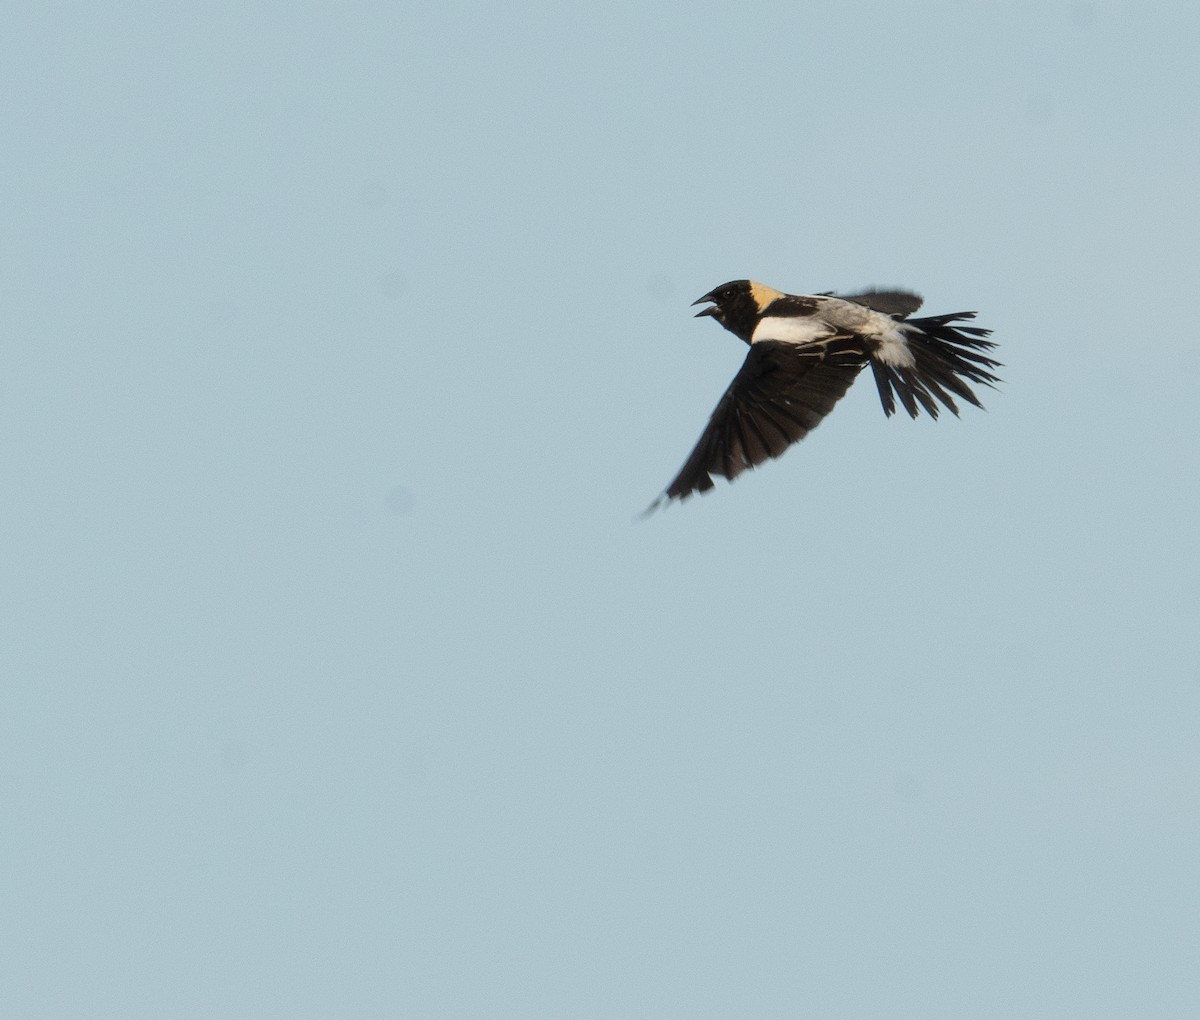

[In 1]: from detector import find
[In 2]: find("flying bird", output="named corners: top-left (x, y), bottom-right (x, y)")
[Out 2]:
top-left (647, 280), bottom-right (1000, 510)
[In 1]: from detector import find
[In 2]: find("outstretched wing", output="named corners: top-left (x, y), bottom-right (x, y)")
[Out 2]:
top-left (649, 337), bottom-right (868, 509)
top-left (837, 289), bottom-right (924, 318)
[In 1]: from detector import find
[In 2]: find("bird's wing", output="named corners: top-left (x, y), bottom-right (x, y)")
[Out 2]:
top-left (650, 337), bottom-right (868, 508)
top-left (837, 289), bottom-right (924, 318)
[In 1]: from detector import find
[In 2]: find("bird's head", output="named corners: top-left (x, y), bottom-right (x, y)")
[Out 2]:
top-left (691, 279), bottom-right (782, 343)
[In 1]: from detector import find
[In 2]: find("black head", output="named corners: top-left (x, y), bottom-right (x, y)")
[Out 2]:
top-left (691, 279), bottom-right (774, 343)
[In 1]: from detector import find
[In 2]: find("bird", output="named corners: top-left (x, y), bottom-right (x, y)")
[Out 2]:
top-left (646, 279), bottom-right (1000, 511)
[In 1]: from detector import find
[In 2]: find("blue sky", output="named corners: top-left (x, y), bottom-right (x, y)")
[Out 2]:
top-left (3, 2), bottom-right (1198, 1016)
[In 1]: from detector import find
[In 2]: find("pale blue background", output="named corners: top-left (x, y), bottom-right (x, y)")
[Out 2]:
top-left (3, 2), bottom-right (1198, 1017)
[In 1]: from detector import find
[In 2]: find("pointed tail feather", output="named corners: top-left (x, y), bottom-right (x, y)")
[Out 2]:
top-left (870, 312), bottom-right (1001, 419)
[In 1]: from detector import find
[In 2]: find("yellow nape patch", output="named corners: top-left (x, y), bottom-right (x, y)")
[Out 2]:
top-left (748, 280), bottom-right (787, 310)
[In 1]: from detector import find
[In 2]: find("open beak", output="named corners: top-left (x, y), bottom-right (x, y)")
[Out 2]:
top-left (691, 293), bottom-right (718, 317)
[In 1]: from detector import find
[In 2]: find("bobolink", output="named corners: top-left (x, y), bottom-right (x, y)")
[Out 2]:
top-left (647, 280), bottom-right (1000, 510)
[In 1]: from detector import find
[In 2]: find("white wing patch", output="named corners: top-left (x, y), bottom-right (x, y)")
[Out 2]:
top-left (750, 293), bottom-right (917, 367)
top-left (751, 315), bottom-right (833, 346)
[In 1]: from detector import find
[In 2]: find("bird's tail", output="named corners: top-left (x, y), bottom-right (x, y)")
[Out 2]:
top-left (871, 312), bottom-right (1001, 418)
